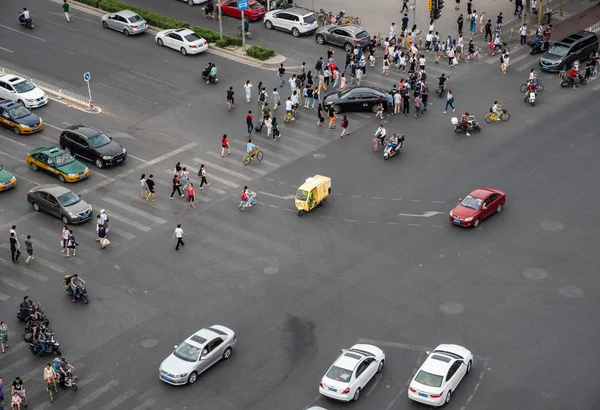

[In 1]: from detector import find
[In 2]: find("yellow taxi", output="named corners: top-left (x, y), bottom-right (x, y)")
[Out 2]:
top-left (0, 164), bottom-right (17, 192)
top-left (26, 147), bottom-right (90, 183)
top-left (0, 100), bottom-right (44, 135)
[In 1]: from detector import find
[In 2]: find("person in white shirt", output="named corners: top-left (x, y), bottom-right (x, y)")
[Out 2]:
top-left (425, 31), bottom-right (433, 51)
top-left (21, 8), bottom-right (31, 21)
top-left (172, 224), bottom-right (184, 251)
top-left (285, 97), bottom-right (295, 120)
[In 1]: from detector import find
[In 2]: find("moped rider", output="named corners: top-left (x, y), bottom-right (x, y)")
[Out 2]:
top-left (70, 274), bottom-right (86, 302)
top-left (460, 112), bottom-right (471, 136)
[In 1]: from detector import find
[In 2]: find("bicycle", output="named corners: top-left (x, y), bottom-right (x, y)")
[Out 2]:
top-left (464, 48), bottom-right (484, 62)
top-left (372, 136), bottom-right (385, 152)
top-left (484, 109), bottom-right (510, 123)
top-left (242, 148), bottom-right (263, 165)
top-left (519, 80), bottom-right (544, 92)
top-left (47, 382), bottom-right (56, 403)
top-left (283, 106), bottom-right (298, 123)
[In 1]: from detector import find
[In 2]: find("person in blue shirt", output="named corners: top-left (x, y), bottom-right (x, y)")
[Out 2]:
top-left (246, 139), bottom-right (257, 157)
top-left (386, 93), bottom-right (394, 115)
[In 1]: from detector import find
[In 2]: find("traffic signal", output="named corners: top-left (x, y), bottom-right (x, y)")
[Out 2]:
top-left (430, 0), bottom-right (444, 20)
top-left (428, 0), bottom-right (433, 12)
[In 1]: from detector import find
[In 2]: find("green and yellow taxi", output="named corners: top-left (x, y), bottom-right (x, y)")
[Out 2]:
top-left (26, 147), bottom-right (90, 183)
top-left (0, 100), bottom-right (44, 135)
top-left (0, 164), bottom-right (17, 192)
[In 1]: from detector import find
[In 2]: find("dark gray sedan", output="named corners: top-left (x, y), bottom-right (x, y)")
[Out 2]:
top-left (27, 185), bottom-right (93, 224)
top-left (315, 25), bottom-right (370, 52)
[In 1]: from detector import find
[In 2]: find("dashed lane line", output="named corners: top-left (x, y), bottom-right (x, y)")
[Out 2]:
top-left (99, 389), bottom-right (138, 410)
top-left (0, 275), bottom-right (30, 291)
top-left (131, 399), bottom-right (157, 410)
top-left (98, 209), bottom-right (151, 232)
top-left (117, 189), bottom-right (169, 213)
top-left (64, 379), bottom-right (119, 410)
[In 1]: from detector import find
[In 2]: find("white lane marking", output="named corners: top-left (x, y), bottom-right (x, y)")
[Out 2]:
top-left (0, 341), bottom-right (26, 362)
top-left (65, 379), bottom-right (119, 410)
top-left (0, 24), bottom-right (46, 41)
top-left (365, 220), bottom-right (379, 224)
top-left (0, 46), bottom-right (15, 53)
top-left (163, 59), bottom-right (204, 73)
top-left (127, 154), bottom-right (148, 163)
top-left (386, 222), bottom-right (399, 225)
top-left (359, 338), bottom-right (490, 360)
top-left (408, 223), bottom-right (421, 227)
top-left (0, 244), bottom-right (66, 272)
top-left (206, 151), bottom-right (268, 175)
top-left (37, 133), bottom-right (58, 144)
top-left (386, 387), bottom-right (407, 410)
top-left (0, 135), bottom-right (27, 147)
top-left (23, 233), bottom-right (85, 264)
top-left (259, 191), bottom-right (295, 200)
top-left (0, 292), bottom-right (10, 301)
top-left (255, 137), bottom-right (305, 156)
top-left (392, 198), bottom-right (403, 201)
top-left (343, 219), bottom-right (359, 222)
top-left (37, 15), bottom-right (78, 31)
top-left (266, 178), bottom-right (275, 181)
top-left (398, 211), bottom-right (445, 217)
top-left (99, 389), bottom-right (137, 410)
top-left (432, 225), bottom-right (445, 228)
top-left (192, 157), bottom-right (252, 181)
top-left (130, 71), bottom-right (179, 88)
top-left (1, 357), bottom-right (34, 376)
top-left (432, 200), bottom-right (446, 204)
top-left (102, 197), bottom-right (167, 224)
top-left (78, 142), bottom-right (197, 196)
top-left (409, 199), bottom-right (422, 202)
top-left (97, 82), bottom-right (160, 105)
top-left (351, 195), bottom-right (362, 198)
top-left (286, 126), bottom-right (330, 144)
top-left (130, 399), bottom-right (156, 410)
top-left (365, 376), bottom-right (381, 396)
top-left (10, 171), bottom-right (40, 185)
top-left (96, 208), bottom-right (151, 232)
top-left (18, 266), bottom-right (49, 281)
top-left (269, 204), bottom-right (279, 208)
top-left (372, 196), bottom-right (382, 199)
top-left (283, 208), bottom-right (296, 212)
top-left (510, 53), bottom-right (531, 68)
top-left (593, 84), bottom-right (600, 91)
top-left (117, 189), bottom-right (169, 213)
top-left (163, 168), bottom-right (233, 190)
top-left (44, 123), bottom-right (63, 132)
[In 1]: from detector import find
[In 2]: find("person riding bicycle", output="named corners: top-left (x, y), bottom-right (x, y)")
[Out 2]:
top-left (461, 112), bottom-right (472, 136)
top-left (468, 41), bottom-right (475, 56)
top-left (43, 363), bottom-right (59, 393)
top-left (226, 87), bottom-right (235, 107)
top-left (204, 1), bottom-right (214, 16)
top-left (491, 101), bottom-right (502, 119)
top-left (246, 139), bottom-right (257, 157)
top-left (374, 124), bottom-right (387, 146)
top-left (70, 274), bottom-right (85, 302)
top-left (241, 186), bottom-right (255, 207)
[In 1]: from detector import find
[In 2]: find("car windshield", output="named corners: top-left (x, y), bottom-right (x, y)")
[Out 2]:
top-left (326, 365), bottom-right (352, 383)
top-left (173, 342), bottom-right (201, 362)
top-left (57, 191), bottom-right (81, 207)
top-left (52, 153), bottom-right (75, 167)
top-left (184, 32), bottom-right (202, 42)
top-left (296, 189), bottom-right (308, 201)
top-left (547, 43), bottom-right (570, 57)
top-left (249, 2), bottom-right (262, 9)
top-left (460, 195), bottom-right (482, 210)
top-left (355, 30), bottom-right (369, 40)
top-left (9, 106), bottom-right (31, 119)
top-left (12, 81), bottom-right (35, 93)
top-left (128, 14), bottom-right (143, 23)
top-left (415, 370), bottom-right (443, 388)
top-left (88, 133), bottom-right (111, 148)
top-left (0, 164), bottom-right (4, 171)
top-left (304, 14), bottom-right (316, 23)
top-left (337, 89), bottom-right (354, 100)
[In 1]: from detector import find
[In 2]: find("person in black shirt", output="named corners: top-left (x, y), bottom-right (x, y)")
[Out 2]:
top-left (226, 87), bottom-right (235, 107)
top-left (170, 175), bottom-right (183, 199)
top-left (10, 233), bottom-right (20, 263)
top-left (146, 174), bottom-right (156, 202)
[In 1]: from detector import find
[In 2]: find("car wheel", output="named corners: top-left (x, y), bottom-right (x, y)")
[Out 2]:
top-left (316, 34), bottom-right (325, 45)
top-left (333, 104), bottom-right (341, 114)
top-left (352, 388), bottom-right (361, 401)
top-left (496, 204), bottom-right (503, 213)
top-left (344, 42), bottom-right (353, 52)
top-left (13, 126), bottom-right (21, 135)
top-left (30, 162), bottom-right (38, 171)
top-left (32, 202), bottom-right (41, 212)
top-left (445, 390), bottom-right (452, 404)
top-left (292, 28), bottom-right (300, 37)
top-left (58, 174), bottom-right (66, 183)
top-left (95, 158), bottom-right (105, 169)
top-left (102, 21), bottom-right (108, 29)
top-left (181, 47), bottom-right (188, 56)
top-left (223, 347), bottom-right (232, 359)
top-left (473, 218), bottom-right (480, 228)
top-left (377, 359), bottom-right (384, 373)
top-left (61, 215), bottom-right (69, 224)
top-left (157, 38), bottom-right (164, 46)
top-left (265, 20), bottom-right (273, 29)
top-left (466, 360), bottom-right (472, 374)
top-left (188, 371), bottom-right (198, 384)
top-left (123, 29), bottom-right (130, 37)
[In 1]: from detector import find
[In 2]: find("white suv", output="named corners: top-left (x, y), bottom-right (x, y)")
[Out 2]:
top-left (0, 75), bottom-right (48, 108)
top-left (263, 7), bottom-right (318, 37)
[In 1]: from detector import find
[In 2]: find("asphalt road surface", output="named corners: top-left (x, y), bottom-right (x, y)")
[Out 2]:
top-left (1, 0), bottom-right (599, 409)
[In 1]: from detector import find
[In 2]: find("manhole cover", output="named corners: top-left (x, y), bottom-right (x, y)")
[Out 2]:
top-left (440, 302), bottom-right (465, 315)
top-left (541, 220), bottom-right (564, 231)
top-left (558, 285), bottom-right (584, 298)
top-left (522, 267), bottom-right (548, 280)
top-left (264, 267), bottom-right (279, 274)
top-left (141, 338), bottom-right (159, 348)
top-left (312, 153), bottom-right (326, 159)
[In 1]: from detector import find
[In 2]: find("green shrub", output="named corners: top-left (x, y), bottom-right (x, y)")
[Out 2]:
top-left (74, 0), bottom-right (101, 6)
top-left (190, 27), bottom-right (242, 47)
top-left (246, 45), bottom-right (275, 61)
top-left (97, 0), bottom-right (189, 29)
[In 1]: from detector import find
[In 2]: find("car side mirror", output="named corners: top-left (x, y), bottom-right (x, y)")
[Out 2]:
top-left (78, 195), bottom-right (82, 198)
top-left (425, 351), bottom-right (431, 355)
top-left (174, 345), bottom-right (178, 349)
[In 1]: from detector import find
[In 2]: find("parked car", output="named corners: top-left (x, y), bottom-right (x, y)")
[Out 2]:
top-left (263, 8), bottom-right (318, 37)
top-left (101, 10), bottom-right (148, 36)
top-left (323, 87), bottom-right (388, 113)
top-left (26, 147), bottom-right (89, 183)
top-left (0, 100), bottom-right (43, 135)
top-left (159, 325), bottom-right (237, 385)
top-left (0, 74), bottom-right (47, 108)
top-left (59, 125), bottom-right (127, 169)
top-left (449, 188), bottom-right (506, 228)
top-left (27, 184), bottom-right (93, 224)
top-left (155, 28), bottom-right (209, 55)
top-left (315, 25), bottom-right (370, 52)
top-left (0, 164), bottom-right (17, 192)
top-left (177, 0), bottom-right (209, 5)
top-left (539, 30), bottom-right (599, 72)
top-left (217, 0), bottom-right (265, 21)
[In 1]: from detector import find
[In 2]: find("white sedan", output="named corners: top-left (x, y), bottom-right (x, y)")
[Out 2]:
top-left (0, 74), bottom-right (48, 108)
top-left (408, 344), bottom-right (473, 406)
top-left (319, 344), bottom-right (385, 402)
top-left (155, 28), bottom-right (208, 55)
top-left (178, 0), bottom-right (209, 5)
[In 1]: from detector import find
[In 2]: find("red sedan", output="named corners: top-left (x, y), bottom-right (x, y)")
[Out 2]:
top-left (449, 188), bottom-right (506, 228)
top-left (217, 0), bottom-right (266, 21)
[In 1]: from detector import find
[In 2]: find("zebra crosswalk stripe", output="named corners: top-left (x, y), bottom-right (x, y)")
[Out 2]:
top-left (191, 158), bottom-right (252, 181)
top-left (102, 197), bottom-right (168, 224)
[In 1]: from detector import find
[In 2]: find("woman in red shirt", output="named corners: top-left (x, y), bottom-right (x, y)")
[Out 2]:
top-left (221, 134), bottom-right (231, 157)
top-left (187, 183), bottom-right (195, 208)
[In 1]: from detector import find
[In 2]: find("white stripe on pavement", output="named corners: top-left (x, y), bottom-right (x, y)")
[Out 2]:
top-left (131, 399), bottom-right (156, 410)
top-left (230, 139), bottom-right (292, 163)
top-left (102, 197), bottom-right (168, 224)
top-left (0, 275), bottom-right (29, 291)
top-left (162, 169), bottom-right (228, 193)
top-left (27, 362), bottom-right (86, 398)
top-left (65, 379), bottom-right (119, 410)
top-left (206, 151), bottom-right (268, 175)
top-left (285, 126), bottom-right (330, 144)
top-left (0, 244), bottom-right (66, 272)
top-left (23, 235), bottom-right (85, 265)
top-left (19, 266), bottom-right (49, 282)
top-left (99, 389), bottom-right (137, 410)
top-left (117, 189), bottom-right (169, 213)
top-left (173, 163), bottom-right (240, 188)
top-left (0, 292), bottom-right (10, 301)
top-left (0, 341), bottom-right (26, 363)
top-left (97, 209), bottom-right (151, 232)
top-left (191, 158), bottom-right (252, 181)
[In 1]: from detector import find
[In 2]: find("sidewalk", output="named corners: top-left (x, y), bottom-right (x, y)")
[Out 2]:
top-left (549, 2), bottom-right (600, 39)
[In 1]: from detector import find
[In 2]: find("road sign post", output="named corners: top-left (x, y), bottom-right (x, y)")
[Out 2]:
top-left (83, 72), bottom-right (94, 111)
top-left (219, 1), bottom-right (223, 40)
top-left (238, 0), bottom-right (248, 51)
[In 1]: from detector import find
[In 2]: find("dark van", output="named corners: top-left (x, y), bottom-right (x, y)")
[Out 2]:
top-left (539, 30), bottom-right (599, 72)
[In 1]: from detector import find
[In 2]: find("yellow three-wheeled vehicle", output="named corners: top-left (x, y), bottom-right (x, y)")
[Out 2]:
top-left (295, 175), bottom-right (331, 216)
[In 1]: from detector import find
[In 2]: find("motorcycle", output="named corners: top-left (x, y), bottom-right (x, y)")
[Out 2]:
top-left (25, 331), bottom-right (61, 356)
top-left (62, 275), bottom-right (89, 304)
top-left (18, 14), bottom-right (34, 29)
top-left (524, 90), bottom-right (536, 106)
top-left (25, 319), bottom-right (50, 335)
top-left (383, 135), bottom-right (405, 160)
top-left (560, 73), bottom-right (587, 88)
top-left (239, 192), bottom-right (258, 211)
top-left (436, 83), bottom-right (446, 98)
top-left (452, 116), bottom-right (481, 134)
top-left (17, 302), bottom-right (44, 321)
top-left (61, 369), bottom-right (79, 391)
top-left (202, 67), bottom-right (219, 85)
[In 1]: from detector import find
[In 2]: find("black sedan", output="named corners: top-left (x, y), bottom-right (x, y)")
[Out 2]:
top-left (59, 125), bottom-right (127, 169)
top-left (323, 87), bottom-right (388, 113)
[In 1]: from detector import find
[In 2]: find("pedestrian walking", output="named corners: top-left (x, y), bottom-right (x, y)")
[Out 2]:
top-left (402, 87), bottom-right (410, 115)
top-left (328, 105), bottom-right (336, 129)
top-left (479, 12), bottom-right (486, 33)
top-left (198, 164), bottom-right (210, 188)
top-left (394, 91), bottom-right (401, 114)
top-left (484, 20), bottom-right (493, 41)
top-left (272, 87), bottom-right (280, 110)
top-left (170, 174), bottom-right (183, 199)
top-left (10, 233), bottom-right (20, 263)
top-left (187, 183), bottom-right (195, 208)
top-left (174, 162), bottom-right (182, 178)
top-left (63, 0), bottom-right (71, 22)
top-left (514, 0), bottom-right (523, 17)
top-left (443, 90), bottom-right (455, 113)
top-left (65, 230), bottom-right (77, 258)
top-left (401, 0), bottom-right (408, 12)
top-left (386, 93), bottom-right (393, 115)
top-left (355, 68), bottom-right (363, 86)
top-left (272, 117), bottom-right (280, 140)
top-left (140, 174), bottom-right (148, 198)
top-left (519, 24), bottom-right (527, 46)
top-left (173, 224), bottom-right (185, 250)
top-left (24, 235), bottom-right (35, 265)
top-left (455, 0), bottom-right (460, 10)
top-left (246, 110), bottom-right (254, 136)
top-left (317, 104), bottom-right (325, 126)
top-left (278, 63), bottom-right (285, 87)
top-left (467, 0), bottom-right (472, 14)
top-left (340, 73), bottom-right (347, 90)
top-left (501, 51), bottom-right (509, 73)
top-left (457, 14), bottom-right (464, 35)
top-left (340, 115), bottom-right (349, 137)
top-left (447, 47), bottom-right (455, 67)
top-left (181, 167), bottom-right (190, 190)
top-left (61, 225), bottom-right (69, 252)
top-left (0, 321), bottom-right (8, 352)
top-left (496, 12), bottom-right (503, 25)
top-left (244, 80), bottom-right (252, 103)
top-left (470, 11), bottom-right (477, 35)
top-left (382, 57), bottom-right (390, 76)
top-left (98, 224), bottom-right (109, 248)
top-left (146, 174), bottom-right (156, 201)
top-left (401, 13), bottom-right (409, 31)
top-left (265, 116), bottom-right (273, 138)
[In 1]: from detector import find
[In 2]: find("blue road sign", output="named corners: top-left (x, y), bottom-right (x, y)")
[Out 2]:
top-left (237, 0), bottom-right (248, 11)
top-left (83, 72), bottom-right (91, 81)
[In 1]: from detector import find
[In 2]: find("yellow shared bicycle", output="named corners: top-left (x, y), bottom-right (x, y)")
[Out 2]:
top-left (242, 148), bottom-right (263, 165)
top-left (484, 109), bottom-right (510, 123)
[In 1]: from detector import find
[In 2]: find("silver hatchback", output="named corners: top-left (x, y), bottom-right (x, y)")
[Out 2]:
top-left (101, 10), bottom-right (148, 36)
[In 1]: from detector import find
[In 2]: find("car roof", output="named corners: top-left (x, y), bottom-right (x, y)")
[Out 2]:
top-left (333, 350), bottom-right (364, 371)
top-left (469, 188), bottom-right (494, 199)
top-left (65, 125), bottom-right (102, 138)
top-left (559, 30), bottom-right (598, 43)
top-left (115, 10), bottom-right (141, 18)
top-left (31, 184), bottom-right (72, 196)
top-left (272, 7), bottom-right (313, 16)
top-left (420, 353), bottom-right (454, 376)
top-left (330, 24), bottom-right (365, 33)
top-left (30, 146), bottom-right (64, 156)
top-left (185, 328), bottom-right (221, 347)
top-left (0, 75), bottom-right (26, 84)
top-left (173, 28), bottom-right (194, 35)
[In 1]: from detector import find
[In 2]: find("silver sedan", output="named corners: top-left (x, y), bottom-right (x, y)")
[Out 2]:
top-left (101, 10), bottom-right (148, 36)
